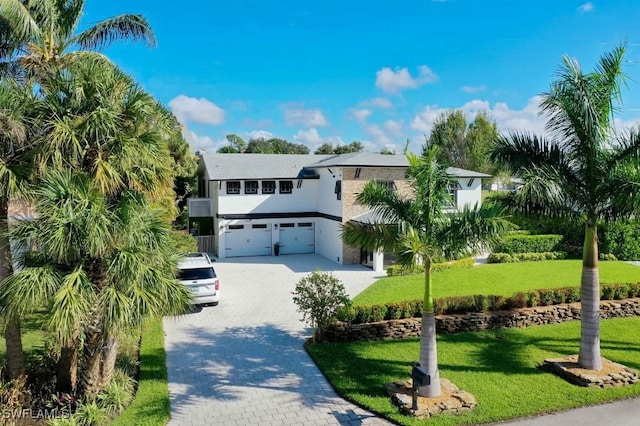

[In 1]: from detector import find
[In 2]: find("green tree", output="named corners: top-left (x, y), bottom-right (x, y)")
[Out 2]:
top-left (245, 137), bottom-right (309, 154)
top-left (489, 45), bottom-right (640, 370)
top-left (314, 141), bottom-right (364, 154)
top-left (217, 134), bottom-right (247, 153)
top-left (0, 78), bottom-right (35, 380)
top-left (342, 148), bottom-right (512, 396)
top-left (424, 110), bottom-right (500, 174)
top-left (0, 0), bottom-right (157, 381)
top-left (0, 0), bottom-right (155, 78)
top-left (2, 170), bottom-right (191, 396)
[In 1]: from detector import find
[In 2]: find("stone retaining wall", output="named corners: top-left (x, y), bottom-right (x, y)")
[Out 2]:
top-left (323, 298), bottom-right (640, 342)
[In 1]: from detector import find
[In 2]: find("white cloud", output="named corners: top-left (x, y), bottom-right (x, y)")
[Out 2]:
top-left (283, 107), bottom-right (328, 127)
top-left (350, 108), bottom-right (372, 123)
top-left (293, 128), bottom-right (323, 146)
top-left (365, 124), bottom-right (394, 146)
top-left (169, 95), bottom-right (225, 125)
top-left (362, 97), bottom-right (394, 109)
top-left (461, 84), bottom-right (487, 94)
top-left (411, 96), bottom-right (547, 135)
top-left (375, 65), bottom-right (438, 94)
top-left (578, 2), bottom-right (594, 12)
top-left (181, 127), bottom-right (224, 152)
top-left (384, 120), bottom-right (404, 137)
top-left (244, 130), bottom-right (275, 140)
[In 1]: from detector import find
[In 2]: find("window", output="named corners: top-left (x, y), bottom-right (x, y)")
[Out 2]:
top-left (280, 223), bottom-right (294, 228)
top-left (298, 222), bottom-right (313, 227)
top-left (228, 224), bottom-right (244, 230)
top-left (279, 180), bottom-right (293, 194)
top-left (245, 180), bottom-right (258, 194)
top-left (262, 180), bottom-right (276, 194)
top-left (252, 224), bottom-right (267, 229)
top-left (448, 182), bottom-right (462, 207)
top-left (226, 181), bottom-right (240, 194)
top-left (334, 180), bottom-right (342, 200)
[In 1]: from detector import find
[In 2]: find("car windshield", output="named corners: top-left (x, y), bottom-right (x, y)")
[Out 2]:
top-left (178, 267), bottom-right (216, 280)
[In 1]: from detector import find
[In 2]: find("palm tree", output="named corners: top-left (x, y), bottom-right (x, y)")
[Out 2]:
top-left (342, 149), bottom-right (512, 397)
top-left (2, 170), bottom-right (192, 396)
top-left (489, 45), bottom-right (640, 371)
top-left (0, 0), bottom-right (156, 381)
top-left (0, 77), bottom-right (37, 380)
top-left (0, 0), bottom-right (155, 78)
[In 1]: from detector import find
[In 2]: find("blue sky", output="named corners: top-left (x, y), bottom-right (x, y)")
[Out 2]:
top-left (84, 1), bottom-right (640, 153)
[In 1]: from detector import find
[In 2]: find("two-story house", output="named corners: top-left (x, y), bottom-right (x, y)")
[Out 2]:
top-left (190, 152), bottom-right (489, 271)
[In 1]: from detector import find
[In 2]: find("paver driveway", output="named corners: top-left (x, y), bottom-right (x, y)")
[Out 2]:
top-left (164, 254), bottom-right (393, 426)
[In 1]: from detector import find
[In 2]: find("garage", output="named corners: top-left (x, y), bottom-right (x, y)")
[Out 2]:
top-left (279, 222), bottom-right (315, 255)
top-left (225, 223), bottom-right (272, 257)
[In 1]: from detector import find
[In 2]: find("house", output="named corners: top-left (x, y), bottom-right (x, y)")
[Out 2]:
top-left (189, 152), bottom-right (490, 271)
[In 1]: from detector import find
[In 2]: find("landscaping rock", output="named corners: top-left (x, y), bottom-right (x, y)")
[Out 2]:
top-left (540, 355), bottom-right (639, 388)
top-left (384, 378), bottom-right (477, 418)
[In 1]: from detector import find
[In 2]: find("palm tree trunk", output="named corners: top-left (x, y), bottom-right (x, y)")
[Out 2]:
top-left (79, 315), bottom-right (105, 399)
top-left (98, 337), bottom-right (118, 389)
top-left (0, 201), bottom-right (25, 380)
top-left (418, 256), bottom-right (441, 397)
top-left (578, 221), bottom-right (602, 370)
top-left (57, 338), bottom-right (79, 393)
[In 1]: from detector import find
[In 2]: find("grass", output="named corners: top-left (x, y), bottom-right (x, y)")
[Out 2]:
top-left (353, 260), bottom-right (640, 305)
top-left (111, 318), bottom-right (171, 426)
top-left (307, 316), bottom-right (640, 426)
top-left (0, 312), bottom-right (48, 363)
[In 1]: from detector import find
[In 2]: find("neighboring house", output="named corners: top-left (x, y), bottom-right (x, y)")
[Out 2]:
top-left (190, 152), bottom-right (489, 271)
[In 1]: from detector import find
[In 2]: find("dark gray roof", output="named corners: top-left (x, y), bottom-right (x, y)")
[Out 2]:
top-left (304, 151), bottom-right (408, 168)
top-left (198, 154), bottom-right (331, 180)
top-left (198, 152), bottom-right (491, 180)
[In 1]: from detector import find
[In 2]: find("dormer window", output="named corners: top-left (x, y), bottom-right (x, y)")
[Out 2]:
top-left (262, 180), bottom-right (276, 194)
top-left (226, 181), bottom-right (240, 194)
top-left (279, 181), bottom-right (293, 194)
top-left (245, 180), bottom-right (258, 194)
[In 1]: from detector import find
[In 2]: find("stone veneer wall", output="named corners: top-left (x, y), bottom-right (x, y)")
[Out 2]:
top-left (341, 167), bottom-right (411, 264)
top-left (323, 298), bottom-right (640, 342)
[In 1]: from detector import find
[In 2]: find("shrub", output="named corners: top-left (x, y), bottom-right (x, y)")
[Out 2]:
top-left (602, 285), bottom-right (615, 300)
top-left (599, 253), bottom-right (618, 261)
top-left (73, 401), bottom-right (109, 426)
top-left (600, 220), bottom-right (640, 260)
top-left (98, 369), bottom-right (135, 413)
top-left (169, 230), bottom-right (198, 254)
top-left (487, 251), bottom-right (566, 263)
top-left (507, 292), bottom-right (528, 309)
top-left (628, 282), bottom-right (640, 298)
top-left (495, 234), bottom-right (563, 254)
top-left (335, 305), bottom-right (357, 323)
top-left (370, 305), bottom-right (388, 322)
top-left (526, 290), bottom-right (540, 307)
top-left (292, 270), bottom-right (350, 341)
top-left (386, 257), bottom-right (474, 276)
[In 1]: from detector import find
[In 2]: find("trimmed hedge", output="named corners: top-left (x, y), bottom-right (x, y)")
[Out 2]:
top-left (334, 282), bottom-right (640, 324)
top-left (494, 233), bottom-right (563, 254)
top-left (386, 257), bottom-right (475, 277)
top-left (487, 251), bottom-right (566, 263)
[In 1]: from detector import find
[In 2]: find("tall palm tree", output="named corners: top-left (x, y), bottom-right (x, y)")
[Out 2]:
top-left (0, 0), bottom-right (155, 78)
top-left (342, 149), bottom-right (512, 397)
top-left (489, 45), bottom-right (640, 371)
top-left (0, 77), bottom-right (36, 380)
top-left (2, 169), bottom-right (192, 396)
top-left (0, 0), bottom-right (156, 381)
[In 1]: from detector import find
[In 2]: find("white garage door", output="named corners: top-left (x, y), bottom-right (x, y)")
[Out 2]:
top-left (225, 224), bottom-right (272, 257)
top-left (279, 222), bottom-right (315, 255)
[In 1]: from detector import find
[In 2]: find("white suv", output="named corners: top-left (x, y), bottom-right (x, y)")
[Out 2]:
top-left (177, 253), bottom-right (220, 305)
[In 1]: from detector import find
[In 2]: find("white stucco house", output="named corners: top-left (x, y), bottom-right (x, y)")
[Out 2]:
top-left (189, 152), bottom-right (490, 271)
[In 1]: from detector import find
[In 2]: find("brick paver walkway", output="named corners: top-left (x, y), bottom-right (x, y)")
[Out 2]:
top-left (164, 254), bottom-right (393, 426)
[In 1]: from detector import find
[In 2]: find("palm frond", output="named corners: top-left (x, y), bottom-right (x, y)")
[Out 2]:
top-left (73, 14), bottom-right (156, 51)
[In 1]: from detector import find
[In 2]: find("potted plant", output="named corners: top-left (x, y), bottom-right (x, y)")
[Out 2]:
top-left (273, 242), bottom-right (280, 256)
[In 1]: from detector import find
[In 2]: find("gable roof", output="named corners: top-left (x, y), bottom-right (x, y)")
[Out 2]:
top-left (198, 154), bottom-right (330, 180)
top-left (304, 151), bottom-right (409, 168)
top-left (198, 152), bottom-right (492, 180)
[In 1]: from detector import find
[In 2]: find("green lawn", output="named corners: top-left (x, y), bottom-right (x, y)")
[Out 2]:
top-left (307, 316), bottom-right (640, 426)
top-left (353, 260), bottom-right (640, 305)
top-left (112, 318), bottom-right (171, 426)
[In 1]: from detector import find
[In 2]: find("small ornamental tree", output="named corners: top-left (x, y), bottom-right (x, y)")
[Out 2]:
top-left (292, 271), bottom-right (350, 342)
